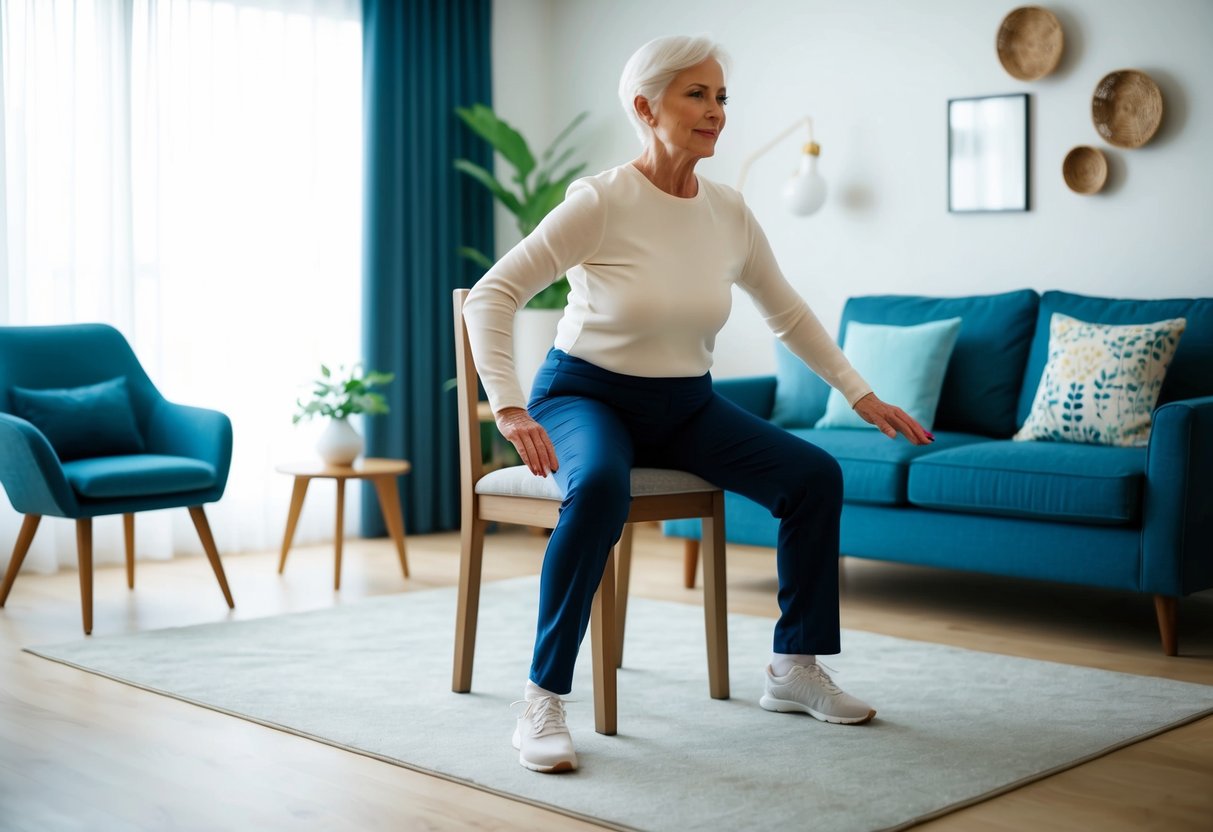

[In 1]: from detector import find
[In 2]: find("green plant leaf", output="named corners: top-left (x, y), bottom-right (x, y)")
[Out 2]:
top-left (540, 111), bottom-right (588, 165)
top-left (458, 246), bottom-right (495, 270)
top-left (453, 159), bottom-right (523, 217)
top-left (526, 276), bottom-right (571, 310)
top-left (455, 103), bottom-right (536, 182)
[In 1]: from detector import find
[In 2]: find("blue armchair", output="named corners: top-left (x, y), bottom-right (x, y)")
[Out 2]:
top-left (0, 324), bottom-right (235, 633)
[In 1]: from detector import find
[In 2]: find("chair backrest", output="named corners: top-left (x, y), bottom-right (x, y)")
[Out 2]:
top-left (452, 290), bottom-right (486, 498)
top-left (0, 324), bottom-right (163, 432)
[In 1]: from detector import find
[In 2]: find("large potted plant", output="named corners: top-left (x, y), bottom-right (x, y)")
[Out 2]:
top-left (454, 103), bottom-right (588, 394)
top-left (294, 364), bottom-right (395, 466)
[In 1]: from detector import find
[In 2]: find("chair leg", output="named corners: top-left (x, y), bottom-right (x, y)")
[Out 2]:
top-left (77, 518), bottom-right (94, 635)
top-left (591, 547), bottom-right (618, 736)
top-left (684, 539), bottom-right (700, 589)
top-left (0, 514), bottom-right (42, 606)
top-left (614, 524), bottom-right (634, 668)
top-left (278, 477), bottom-right (309, 574)
top-left (372, 474), bottom-right (410, 579)
top-left (701, 493), bottom-right (729, 700)
top-left (188, 506), bottom-right (235, 608)
top-left (452, 517), bottom-right (487, 693)
top-left (1154, 595), bottom-right (1178, 657)
top-left (123, 513), bottom-right (136, 589)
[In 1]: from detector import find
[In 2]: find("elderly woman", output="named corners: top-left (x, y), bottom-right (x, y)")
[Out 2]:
top-left (463, 34), bottom-right (932, 774)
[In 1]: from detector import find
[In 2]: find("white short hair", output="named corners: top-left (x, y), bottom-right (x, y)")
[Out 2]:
top-left (618, 35), bottom-right (731, 146)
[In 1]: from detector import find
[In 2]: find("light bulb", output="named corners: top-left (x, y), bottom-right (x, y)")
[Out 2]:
top-left (783, 143), bottom-right (827, 216)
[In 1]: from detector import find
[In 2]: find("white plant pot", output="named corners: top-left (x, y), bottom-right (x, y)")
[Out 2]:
top-left (316, 418), bottom-right (364, 466)
top-left (513, 308), bottom-right (563, 398)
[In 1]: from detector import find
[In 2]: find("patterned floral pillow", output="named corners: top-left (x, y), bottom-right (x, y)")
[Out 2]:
top-left (1014, 313), bottom-right (1186, 447)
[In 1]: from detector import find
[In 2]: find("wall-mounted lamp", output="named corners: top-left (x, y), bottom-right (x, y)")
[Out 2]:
top-left (735, 116), bottom-right (827, 216)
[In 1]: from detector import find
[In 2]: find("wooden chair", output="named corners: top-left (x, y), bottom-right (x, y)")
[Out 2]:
top-left (451, 289), bottom-right (729, 735)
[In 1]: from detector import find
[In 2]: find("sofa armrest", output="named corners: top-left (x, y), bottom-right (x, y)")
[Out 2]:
top-left (1141, 395), bottom-right (1213, 596)
top-left (145, 400), bottom-right (234, 491)
top-left (0, 414), bottom-right (80, 517)
top-left (713, 375), bottom-right (777, 419)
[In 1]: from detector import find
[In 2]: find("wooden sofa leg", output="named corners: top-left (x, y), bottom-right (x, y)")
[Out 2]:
top-left (1154, 595), bottom-right (1178, 657)
top-left (0, 514), bottom-right (41, 606)
top-left (684, 539), bottom-right (700, 589)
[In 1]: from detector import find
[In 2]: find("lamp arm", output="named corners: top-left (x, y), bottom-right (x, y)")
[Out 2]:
top-left (735, 116), bottom-right (815, 192)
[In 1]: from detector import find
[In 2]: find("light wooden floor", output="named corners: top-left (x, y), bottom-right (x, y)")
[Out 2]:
top-left (2, 524), bottom-right (1211, 831)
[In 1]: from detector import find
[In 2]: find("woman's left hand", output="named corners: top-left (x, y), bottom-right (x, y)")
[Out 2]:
top-left (852, 392), bottom-right (934, 445)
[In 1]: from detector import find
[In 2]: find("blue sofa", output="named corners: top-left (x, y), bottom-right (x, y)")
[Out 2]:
top-left (666, 290), bottom-right (1213, 655)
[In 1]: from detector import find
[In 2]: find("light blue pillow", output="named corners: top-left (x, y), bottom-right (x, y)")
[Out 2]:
top-left (815, 317), bottom-right (963, 431)
top-left (770, 341), bottom-right (831, 428)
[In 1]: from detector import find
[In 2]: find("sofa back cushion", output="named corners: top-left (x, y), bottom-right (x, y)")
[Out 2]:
top-left (1017, 292), bottom-right (1213, 427)
top-left (836, 290), bottom-right (1039, 437)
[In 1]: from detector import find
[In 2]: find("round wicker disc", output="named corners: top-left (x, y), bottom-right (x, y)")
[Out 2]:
top-left (1062, 145), bottom-right (1108, 195)
top-left (997, 6), bottom-right (1064, 81)
top-left (1092, 69), bottom-right (1164, 148)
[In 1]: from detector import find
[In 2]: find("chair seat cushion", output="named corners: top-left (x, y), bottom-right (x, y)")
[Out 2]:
top-left (907, 441), bottom-right (1145, 525)
top-left (476, 466), bottom-right (716, 501)
top-left (788, 429), bottom-right (990, 505)
top-left (62, 454), bottom-right (218, 499)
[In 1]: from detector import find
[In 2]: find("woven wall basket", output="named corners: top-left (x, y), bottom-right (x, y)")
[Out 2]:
top-left (997, 6), bottom-right (1064, 81)
top-left (1092, 69), bottom-right (1164, 148)
top-left (1062, 146), bottom-right (1108, 195)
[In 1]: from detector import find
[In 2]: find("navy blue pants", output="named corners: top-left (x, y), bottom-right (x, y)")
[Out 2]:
top-left (526, 349), bottom-right (844, 695)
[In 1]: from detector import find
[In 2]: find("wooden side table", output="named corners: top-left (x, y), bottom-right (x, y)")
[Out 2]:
top-left (275, 458), bottom-right (411, 589)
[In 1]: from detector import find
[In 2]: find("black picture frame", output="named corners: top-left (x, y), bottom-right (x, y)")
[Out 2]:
top-left (948, 93), bottom-right (1030, 213)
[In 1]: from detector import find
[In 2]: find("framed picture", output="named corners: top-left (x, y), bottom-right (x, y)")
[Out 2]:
top-left (948, 93), bottom-right (1029, 213)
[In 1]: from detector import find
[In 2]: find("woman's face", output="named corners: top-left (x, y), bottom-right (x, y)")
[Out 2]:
top-left (645, 58), bottom-right (727, 159)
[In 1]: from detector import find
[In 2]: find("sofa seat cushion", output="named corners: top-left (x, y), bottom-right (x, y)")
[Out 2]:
top-left (790, 429), bottom-right (990, 505)
top-left (62, 454), bottom-right (218, 499)
top-left (907, 441), bottom-right (1145, 525)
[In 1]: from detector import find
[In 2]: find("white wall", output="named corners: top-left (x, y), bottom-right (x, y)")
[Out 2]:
top-left (493, 0), bottom-right (1213, 377)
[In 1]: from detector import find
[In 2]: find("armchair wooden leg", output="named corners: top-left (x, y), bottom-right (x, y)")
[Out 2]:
top-left (372, 474), bottom-right (410, 579)
top-left (452, 517), bottom-right (487, 693)
top-left (188, 506), bottom-right (235, 608)
top-left (77, 518), bottom-right (94, 635)
top-left (0, 514), bottom-right (41, 606)
top-left (278, 477), bottom-right (310, 574)
top-left (702, 493), bottom-right (729, 700)
top-left (614, 524), bottom-right (634, 669)
top-left (591, 547), bottom-right (618, 736)
top-left (1154, 595), bottom-right (1178, 657)
top-left (123, 513), bottom-right (136, 590)
top-left (684, 539), bottom-right (700, 589)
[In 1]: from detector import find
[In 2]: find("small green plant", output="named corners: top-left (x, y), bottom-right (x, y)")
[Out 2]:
top-left (454, 103), bottom-right (588, 309)
top-left (293, 364), bottom-right (395, 424)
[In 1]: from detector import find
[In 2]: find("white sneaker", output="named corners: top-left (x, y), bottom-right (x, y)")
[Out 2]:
top-left (511, 693), bottom-right (578, 773)
top-left (759, 662), bottom-right (876, 724)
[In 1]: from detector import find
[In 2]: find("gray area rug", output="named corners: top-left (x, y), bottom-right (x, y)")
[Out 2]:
top-left (26, 577), bottom-right (1213, 832)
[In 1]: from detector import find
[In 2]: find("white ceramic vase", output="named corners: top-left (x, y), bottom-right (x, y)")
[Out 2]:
top-left (513, 308), bottom-right (563, 396)
top-left (316, 417), bottom-right (363, 466)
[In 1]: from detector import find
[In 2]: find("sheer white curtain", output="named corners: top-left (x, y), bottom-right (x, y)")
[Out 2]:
top-left (1, 0), bottom-right (364, 575)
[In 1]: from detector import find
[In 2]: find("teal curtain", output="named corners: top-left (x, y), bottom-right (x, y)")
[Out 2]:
top-left (361, 0), bottom-right (493, 535)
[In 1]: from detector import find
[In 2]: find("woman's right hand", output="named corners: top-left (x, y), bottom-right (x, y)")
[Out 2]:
top-left (495, 407), bottom-right (559, 477)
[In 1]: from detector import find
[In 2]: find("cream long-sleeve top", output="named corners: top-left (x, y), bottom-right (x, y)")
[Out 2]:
top-left (463, 162), bottom-right (872, 414)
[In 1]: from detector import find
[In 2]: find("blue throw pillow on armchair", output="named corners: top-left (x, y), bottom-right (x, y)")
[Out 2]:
top-left (815, 317), bottom-right (963, 431)
top-left (10, 376), bottom-right (145, 461)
